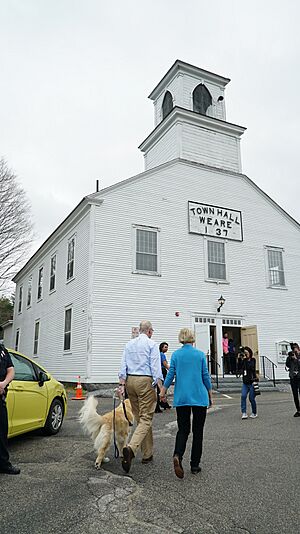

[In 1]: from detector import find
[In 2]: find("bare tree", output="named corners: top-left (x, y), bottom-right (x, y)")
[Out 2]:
top-left (0, 159), bottom-right (33, 289)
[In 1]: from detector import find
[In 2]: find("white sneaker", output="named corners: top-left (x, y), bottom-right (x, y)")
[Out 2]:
top-left (241, 413), bottom-right (248, 419)
top-left (250, 414), bottom-right (258, 419)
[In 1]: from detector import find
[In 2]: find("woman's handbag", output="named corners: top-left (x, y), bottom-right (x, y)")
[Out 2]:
top-left (253, 382), bottom-right (261, 396)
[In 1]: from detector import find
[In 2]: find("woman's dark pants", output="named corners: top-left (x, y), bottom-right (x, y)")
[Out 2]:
top-left (290, 377), bottom-right (300, 411)
top-left (174, 406), bottom-right (207, 468)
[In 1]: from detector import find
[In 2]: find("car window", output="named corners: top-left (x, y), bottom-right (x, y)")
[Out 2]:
top-left (9, 352), bottom-right (37, 382)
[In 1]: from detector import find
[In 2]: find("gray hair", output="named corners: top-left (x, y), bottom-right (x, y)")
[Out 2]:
top-left (139, 320), bottom-right (153, 334)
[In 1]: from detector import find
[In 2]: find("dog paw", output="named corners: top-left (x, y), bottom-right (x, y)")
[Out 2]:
top-left (95, 460), bottom-right (101, 469)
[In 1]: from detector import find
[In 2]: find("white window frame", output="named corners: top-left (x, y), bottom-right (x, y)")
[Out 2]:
top-left (204, 237), bottom-right (229, 283)
top-left (132, 224), bottom-right (161, 276)
top-left (27, 276), bottom-right (32, 308)
top-left (64, 306), bottom-right (72, 352)
top-left (37, 266), bottom-right (44, 301)
top-left (264, 246), bottom-right (286, 289)
top-left (18, 285), bottom-right (23, 314)
top-left (33, 320), bottom-right (40, 356)
top-left (49, 253), bottom-right (57, 293)
top-left (66, 235), bottom-right (76, 282)
top-left (15, 329), bottom-right (20, 351)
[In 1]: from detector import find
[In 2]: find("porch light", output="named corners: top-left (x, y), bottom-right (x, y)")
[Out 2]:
top-left (217, 295), bottom-right (225, 313)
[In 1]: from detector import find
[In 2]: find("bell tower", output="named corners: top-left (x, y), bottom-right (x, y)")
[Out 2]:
top-left (139, 60), bottom-right (246, 174)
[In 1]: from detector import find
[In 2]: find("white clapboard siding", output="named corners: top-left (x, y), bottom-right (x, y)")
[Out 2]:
top-left (13, 211), bottom-right (91, 382)
top-left (182, 123), bottom-right (241, 172)
top-left (88, 159), bottom-right (300, 382)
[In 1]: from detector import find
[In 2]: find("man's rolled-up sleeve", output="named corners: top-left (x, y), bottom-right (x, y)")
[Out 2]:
top-left (118, 348), bottom-right (128, 381)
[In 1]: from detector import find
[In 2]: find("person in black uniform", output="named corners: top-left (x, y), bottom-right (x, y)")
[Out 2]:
top-left (0, 343), bottom-right (20, 475)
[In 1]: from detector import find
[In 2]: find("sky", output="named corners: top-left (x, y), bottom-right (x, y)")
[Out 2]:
top-left (0, 0), bottom-right (299, 262)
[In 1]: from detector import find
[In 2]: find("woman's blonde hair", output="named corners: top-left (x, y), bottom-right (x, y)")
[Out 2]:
top-left (178, 327), bottom-right (195, 344)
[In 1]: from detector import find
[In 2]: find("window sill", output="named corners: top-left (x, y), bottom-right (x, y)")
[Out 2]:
top-left (63, 350), bottom-right (72, 354)
top-left (49, 288), bottom-right (56, 295)
top-left (37, 298), bottom-right (43, 303)
top-left (132, 270), bottom-right (161, 277)
top-left (205, 278), bottom-right (229, 285)
top-left (66, 277), bottom-right (75, 284)
top-left (266, 285), bottom-right (288, 290)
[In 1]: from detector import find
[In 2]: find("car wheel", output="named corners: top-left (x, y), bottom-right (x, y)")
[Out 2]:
top-left (43, 399), bottom-right (64, 435)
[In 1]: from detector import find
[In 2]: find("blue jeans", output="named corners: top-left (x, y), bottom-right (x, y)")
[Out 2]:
top-left (241, 383), bottom-right (257, 414)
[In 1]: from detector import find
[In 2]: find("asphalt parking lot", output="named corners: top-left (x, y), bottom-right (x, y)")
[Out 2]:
top-left (2, 389), bottom-right (300, 534)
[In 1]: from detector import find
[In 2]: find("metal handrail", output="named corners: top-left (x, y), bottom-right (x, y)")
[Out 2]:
top-left (260, 355), bottom-right (277, 387)
top-left (207, 352), bottom-right (221, 389)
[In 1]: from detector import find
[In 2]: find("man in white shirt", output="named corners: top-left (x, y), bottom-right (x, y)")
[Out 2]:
top-left (118, 320), bottom-right (163, 473)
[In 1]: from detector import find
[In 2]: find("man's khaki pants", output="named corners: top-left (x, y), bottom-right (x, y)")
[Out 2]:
top-left (126, 376), bottom-right (157, 459)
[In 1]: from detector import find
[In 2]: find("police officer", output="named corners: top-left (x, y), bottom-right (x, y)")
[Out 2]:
top-left (0, 343), bottom-right (20, 474)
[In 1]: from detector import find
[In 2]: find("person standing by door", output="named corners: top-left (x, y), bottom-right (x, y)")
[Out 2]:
top-left (160, 328), bottom-right (212, 479)
top-left (228, 338), bottom-right (236, 375)
top-left (0, 343), bottom-right (20, 475)
top-left (222, 333), bottom-right (229, 374)
top-left (285, 343), bottom-right (300, 417)
top-left (241, 346), bottom-right (258, 420)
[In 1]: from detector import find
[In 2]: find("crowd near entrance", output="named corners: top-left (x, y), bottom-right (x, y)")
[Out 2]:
top-left (194, 317), bottom-right (259, 377)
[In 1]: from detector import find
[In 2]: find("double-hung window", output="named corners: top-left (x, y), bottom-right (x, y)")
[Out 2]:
top-left (33, 321), bottom-right (40, 355)
top-left (37, 266), bottom-right (43, 300)
top-left (15, 329), bottom-right (20, 351)
top-left (27, 277), bottom-right (32, 307)
top-left (64, 307), bottom-right (72, 351)
top-left (207, 240), bottom-right (226, 281)
top-left (50, 254), bottom-right (57, 292)
top-left (67, 236), bottom-right (75, 281)
top-left (266, 247), bottom-right (285, 287)
top-left (133, 225), bottom-right (160, 275)
top-left (18, 286), bottom-right (23, 313)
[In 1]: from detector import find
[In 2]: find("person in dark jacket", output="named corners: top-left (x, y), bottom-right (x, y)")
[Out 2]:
top-left (240, 346), bottom-right (258, 420)
top-left (285, 343), bottom-right (300, 417)
top-left (0, 343), bottom-right (20, 475)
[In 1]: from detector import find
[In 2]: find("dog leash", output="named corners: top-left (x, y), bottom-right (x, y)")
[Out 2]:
top-left (122, 400), bottom-right (133, 427)
top-left (113, 396), bottom-right (120, 459)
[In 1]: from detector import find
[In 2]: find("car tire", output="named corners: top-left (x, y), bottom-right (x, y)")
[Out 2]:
top-left (43, 399), bottom-right (64, 435)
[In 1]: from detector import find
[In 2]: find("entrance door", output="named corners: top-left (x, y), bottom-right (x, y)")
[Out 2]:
top-left (241, 325), bottom-right (259, 372)
top-left (195, 323), bottom-right (210, 355)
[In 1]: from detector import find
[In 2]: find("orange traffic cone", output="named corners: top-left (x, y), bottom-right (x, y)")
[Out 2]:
top-left (71, 376), bottom-right (86, 400)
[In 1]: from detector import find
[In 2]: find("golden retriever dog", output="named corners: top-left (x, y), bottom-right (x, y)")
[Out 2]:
top-left (79, 395), bottom-right (133, 469)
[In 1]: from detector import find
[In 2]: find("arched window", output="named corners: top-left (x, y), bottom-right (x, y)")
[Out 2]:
top-left (192, 84), bottom-right (212, 115)
top-left (162, 91), bottom-right (173, 119)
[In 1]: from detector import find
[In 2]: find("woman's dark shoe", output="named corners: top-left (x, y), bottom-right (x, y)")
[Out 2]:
top-left (0, 465), bottom-right (20, 475)
top-left (155, 407), bottom-right (163, 413)
top-left (293, 411), bottom-right (300, 417)
top-left (122, 446), bottom-right (135, 473)
top-left (173, 455), bottom-right (184, 479)
top-left (191, 466), bottom-right (202, 474)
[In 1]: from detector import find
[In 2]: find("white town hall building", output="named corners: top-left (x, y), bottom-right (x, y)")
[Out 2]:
top-left (12, 60), bottom-right (300, 384)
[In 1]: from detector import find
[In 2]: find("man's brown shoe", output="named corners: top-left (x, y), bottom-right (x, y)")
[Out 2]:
top-left (173, 455), bottom-right (184, 479)
top-left (122, 446), bottom-right (134, 473)
top-left (141, 455), bottom-right (153, 464)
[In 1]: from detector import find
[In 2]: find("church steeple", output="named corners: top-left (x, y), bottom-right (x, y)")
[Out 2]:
top-left (139, 60), bottom-right (246, 174)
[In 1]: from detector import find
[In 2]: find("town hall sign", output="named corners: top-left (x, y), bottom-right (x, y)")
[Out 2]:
top-left (188, 201), bottom-right (243, 241)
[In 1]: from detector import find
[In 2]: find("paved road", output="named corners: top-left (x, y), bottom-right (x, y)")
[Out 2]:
top-left (2, 390), bottom-right (299, 534)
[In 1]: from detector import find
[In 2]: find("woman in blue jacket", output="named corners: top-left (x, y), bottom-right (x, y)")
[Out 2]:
top-left (160, 328), bottom-right (212, 479)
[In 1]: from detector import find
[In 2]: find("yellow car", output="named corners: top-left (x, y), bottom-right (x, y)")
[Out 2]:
top-left (6, 349), bottom-right (67, 438)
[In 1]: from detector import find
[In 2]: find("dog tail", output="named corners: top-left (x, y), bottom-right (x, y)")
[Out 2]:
top-left (79, 395), bottom-right (103, 437)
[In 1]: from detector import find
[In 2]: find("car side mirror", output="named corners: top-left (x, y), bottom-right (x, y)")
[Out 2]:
top-left (38, 371), bottom-right (46, 387)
